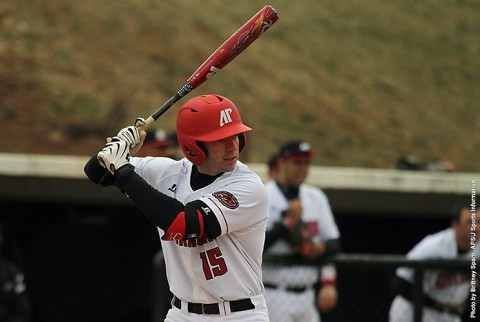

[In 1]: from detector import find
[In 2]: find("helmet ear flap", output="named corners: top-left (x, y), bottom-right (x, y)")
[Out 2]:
top-left (238, 133), bottom-right (247, 152)
top-left (189, 138), bottom-right (244, 166)
top-left (196, 141), bottom-right (208, 160)
top-left (183, 144), bottom-right (207, 166)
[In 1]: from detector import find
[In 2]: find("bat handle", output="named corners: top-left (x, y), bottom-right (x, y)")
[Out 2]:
top-left (136, 116), bottom-right (155, 132)
top-left (136, 82), bottom-right (194, 132)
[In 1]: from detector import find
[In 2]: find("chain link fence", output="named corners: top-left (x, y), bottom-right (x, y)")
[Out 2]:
top-left (262, 254), bottom-right (474, 322)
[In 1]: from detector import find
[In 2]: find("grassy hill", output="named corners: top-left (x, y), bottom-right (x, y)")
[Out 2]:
top-left (1, 0), bottom-right (479, 171)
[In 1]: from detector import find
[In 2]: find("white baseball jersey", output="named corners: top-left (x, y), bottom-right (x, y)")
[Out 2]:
top-left (396, 228), bottom-right (475, 305)
top-left (130, 156), bottom-right (268, 304)
top-left (262, 180), bottom-right (340, 287)
top-left (389, 227), bottom-right (478, 322)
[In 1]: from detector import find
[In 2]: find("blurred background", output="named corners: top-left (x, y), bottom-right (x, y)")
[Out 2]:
top-left (0, 0), bottom-right (479, 169)
top-left (0, 0), bottom-right (478, 321)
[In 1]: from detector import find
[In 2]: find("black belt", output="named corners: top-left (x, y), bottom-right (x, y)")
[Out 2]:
top-left (264, 283), bottom-right (309, 293)
top-left (173, 296), bottom-right (254, 315)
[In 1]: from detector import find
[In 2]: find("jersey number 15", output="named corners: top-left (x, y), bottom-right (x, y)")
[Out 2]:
top-left (200, 247), bottom-right (228, 280)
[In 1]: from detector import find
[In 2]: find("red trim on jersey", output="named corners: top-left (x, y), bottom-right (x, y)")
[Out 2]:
top-left (163, 209), bottom-right (206, 241)
top-left (208, 196), bottom-right (229, 233)
top-left (163, 212), bottom-right (186, 241)
top-left (321, 279), bottom-right (337, 285)
top-left (320, 265), bottom-right (337, 285)
top-left (300, 241), bottom-right (314, 257)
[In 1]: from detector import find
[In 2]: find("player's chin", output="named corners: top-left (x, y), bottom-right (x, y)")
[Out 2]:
top-left (222, 157), bottom-right (238, 170)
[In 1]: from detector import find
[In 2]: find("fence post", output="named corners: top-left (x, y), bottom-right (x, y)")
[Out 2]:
top-left (412, 265), bottom-right (424, 322)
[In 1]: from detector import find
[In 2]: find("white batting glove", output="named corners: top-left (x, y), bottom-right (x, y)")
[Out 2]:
top-left (117, 123), bottom-right (147, 155)
top-left (97, 138), bottom-right (131, 175)
top-left (117, 126), bottom-right (142, 148)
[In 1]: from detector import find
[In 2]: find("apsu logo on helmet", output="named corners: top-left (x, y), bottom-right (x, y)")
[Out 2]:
top-left (212, 191), bottom-right (239, 209)
top-left (220, 108), bottom-right (233, 127)
top-left (176, 94), bottom-right (252, 166)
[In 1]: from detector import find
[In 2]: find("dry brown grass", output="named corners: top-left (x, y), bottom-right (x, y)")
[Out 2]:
top-left (1, 0), bottom-right (479, 171)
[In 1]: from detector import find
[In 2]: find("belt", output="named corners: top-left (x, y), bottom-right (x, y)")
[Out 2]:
top-left (173, 296), bottom-right (254, 315)
top-left (264, 283), bottom-right (309, 293)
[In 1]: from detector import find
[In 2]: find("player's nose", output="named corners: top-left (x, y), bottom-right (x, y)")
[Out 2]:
top-left (225, 136), bottom-right (238, 151)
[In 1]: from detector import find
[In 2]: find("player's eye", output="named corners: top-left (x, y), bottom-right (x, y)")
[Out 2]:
top-left (221, 135), bottom-right (238, 142)
top-left (293, 159), bottom-right (310, 166)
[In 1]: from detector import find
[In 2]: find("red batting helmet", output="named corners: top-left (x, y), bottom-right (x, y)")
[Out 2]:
top-left (176, 94), bottom-right (252, 166)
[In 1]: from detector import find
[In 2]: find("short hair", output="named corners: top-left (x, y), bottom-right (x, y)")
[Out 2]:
top-left (267, 153), bottom-right (279, 172)
top-left (277, 140), bottom-right (313, 159)
top-left (450, 202), bottom-right (474, 222)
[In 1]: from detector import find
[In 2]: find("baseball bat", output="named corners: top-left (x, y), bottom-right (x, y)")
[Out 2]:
top-left (138, 5), bottom-right (279, 131)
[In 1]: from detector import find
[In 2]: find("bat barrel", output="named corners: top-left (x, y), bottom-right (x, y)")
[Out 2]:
top-left (142, 5), bottom-right (278, 128)
top-left (186, 5), bottom-right (279, 89)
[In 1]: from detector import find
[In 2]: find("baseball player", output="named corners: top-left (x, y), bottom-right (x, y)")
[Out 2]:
top-left (389, 203), bottom-right (480, 322)
top-left (136, 128), bottom-right (180, 159)
top-left (262, 141), bottom-right (341, 322)
top-left (84, 94), bottom-right (269, 321)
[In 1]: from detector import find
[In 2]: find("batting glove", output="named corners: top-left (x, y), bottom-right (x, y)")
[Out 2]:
top-left (117, 126), bottom-right (142, 148)
top-left (97, 137), bottom-right (132, 175)
top-left (117, 122), bottom-right (147, 155)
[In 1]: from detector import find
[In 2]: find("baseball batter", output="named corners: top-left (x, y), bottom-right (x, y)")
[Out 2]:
top-left (389, 204), bottom-right (480, 322)
top-left (84, 94), bottom-right (269, 321)
top-left (262, 141), bottom-right (341, 322)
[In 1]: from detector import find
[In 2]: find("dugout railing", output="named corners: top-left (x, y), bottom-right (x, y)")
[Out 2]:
top-left (262, 253), bottom-right (474, 322)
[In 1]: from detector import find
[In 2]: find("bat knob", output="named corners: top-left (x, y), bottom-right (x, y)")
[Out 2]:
top-left (135, 116), bottom-right (154, 132)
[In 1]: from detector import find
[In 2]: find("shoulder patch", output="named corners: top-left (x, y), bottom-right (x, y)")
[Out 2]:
top-left (212, 191), bottom-right (239, 209)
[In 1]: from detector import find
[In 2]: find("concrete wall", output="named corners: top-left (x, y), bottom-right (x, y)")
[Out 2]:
top-left (1, 152), bottom-right (476, 216)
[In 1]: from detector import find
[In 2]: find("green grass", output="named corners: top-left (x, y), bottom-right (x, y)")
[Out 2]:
top-left (1, 0), bottom-right (479, 171)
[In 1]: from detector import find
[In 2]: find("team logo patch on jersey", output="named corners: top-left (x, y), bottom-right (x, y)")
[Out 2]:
top-left (212, 191), bottom-right (239, 209)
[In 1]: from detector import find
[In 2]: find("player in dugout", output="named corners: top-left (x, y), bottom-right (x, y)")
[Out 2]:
top-left (262, 141), bottom-right (341, 322)
top-left (136, 128), bottom-right (180, 159)
top-left (388, 202), bottom-right (479, 322)
top-left (84, 94), bottom-right (270, 321)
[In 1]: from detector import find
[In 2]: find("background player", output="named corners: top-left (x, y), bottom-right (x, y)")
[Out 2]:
top-left (84, 94), bottom-right (270, 321)
top-left (136, 128), bottom-right (180, 159)
top-left (388, 203), bottom-right (479, 322)
top-left (262, 140), bottom-right (341, 322)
